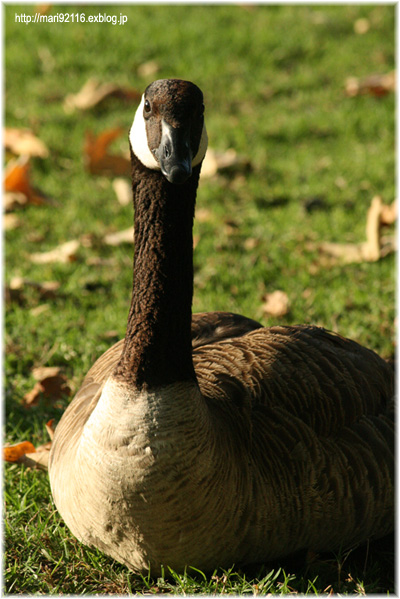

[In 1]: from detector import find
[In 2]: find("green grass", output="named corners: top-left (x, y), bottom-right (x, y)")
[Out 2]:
top-left (5, 4), bottom-right (395, 595)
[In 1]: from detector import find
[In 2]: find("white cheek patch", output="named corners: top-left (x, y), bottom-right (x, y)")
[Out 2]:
top-left (192, 124), bottom-right (208, 167)
top-left (129, 95), bottom-right (160, 171)
top-left (129, 95), bottom-right (208, 171)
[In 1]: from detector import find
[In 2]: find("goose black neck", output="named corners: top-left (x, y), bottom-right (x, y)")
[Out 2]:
top-left (113, 149), bottom-right (201, 389)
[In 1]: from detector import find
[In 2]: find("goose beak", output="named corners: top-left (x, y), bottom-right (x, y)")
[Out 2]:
top-left (156, 120), bottom-right (193, 184)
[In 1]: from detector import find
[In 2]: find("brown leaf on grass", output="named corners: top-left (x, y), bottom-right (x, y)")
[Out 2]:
top-left (345, 71), bottom-right (395, 97)
top-left (45, 418), bottom-right (55, 441)
top-left (20, 444), bottom-right (51, 469)
top-left (4, 440), bottom-right (51, 470)
top-left (308, 196), bottom-right (396, 265)
top-left (4, 156), bottom-right (48, 207)
top-left (261, 290), bottom-right (290, 317)
top-left (23, 366), bottom-right (71, 407)
top-left (201, 148), bottom-right (251, 179)
top-left (103, 227), bottom-right (134, 246)
top-left (64, 78), bottom-right (141, 113)
top-left (32, 365), bottom-right (64, 380)
top-left (4, 128), bottom-right (49, 158)
top-left (30, 239), bottom-right (80, 264)
top-left (4, 441), bottom-right (36, 462)
top-left (84, 128), bottom-right (131, 177)
top-left (4, 417), bottom-right (55, 470)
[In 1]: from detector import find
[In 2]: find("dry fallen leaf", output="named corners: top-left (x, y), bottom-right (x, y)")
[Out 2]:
top-left (308, 196), bottom-right (396, 265)
top-left (4, 128), bottom-right (49, 158)
top-left (64, 78), bottom-right (141, 113)
top-left (4, 417), bottom-right (55, 470)
top-left (261, 290), bottom-right (290, 317)
top-left (30, 239), bottom-right (80, 264)
top-left (32, 365), bottom-right (63, 380)
top-left (84, 128), bottom-right (131, 177)
top-left (380, 200), bottom-right (396, 225)
top-left (345, 71), bottom-right (395, 97)
top-left (4, 156), bottom-right (48, 206)
top-left (104, 227), bottom-right (134, 246)
top-left (24, 366), bottom-right (71, 407)
top-left (4, 440), bottom-right (51, 469)
top-left (20, 445), bottom-right (51, 469)
top-left (201, 148), bottom-right (251, 179)
top-left (4, 441), bottom-right (36, 462)
top-left (45, 418), bottom-right (55, 441)
top-left (113, 177), bottom-right (132, 206)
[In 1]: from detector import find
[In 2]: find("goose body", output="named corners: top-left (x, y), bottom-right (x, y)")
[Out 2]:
top-left (49, 79), bottom-right (394, 575)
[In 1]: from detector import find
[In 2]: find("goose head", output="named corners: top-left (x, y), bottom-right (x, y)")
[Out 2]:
top-left (129, 79), bottom-right (208, 184)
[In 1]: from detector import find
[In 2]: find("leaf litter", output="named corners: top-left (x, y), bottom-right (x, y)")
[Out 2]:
top-left (345, 70), bottom-right (395, 97)
top-left (307, 196), bottom-right (396, 265)
top-left (64, 77), bottom-right (141, 113)
top-left (4, 128), bottom-right (49, 158)
top-left (4, 419), bottom-right (56, 470)
top-left (4, 156), bottom-right (49, 208)
top-left (261, 290), bottom-right (290, 318)
top-left (23, 366), bottom-right (71, 408)
top-left (84, 128), bottom-right (130, 177)
top-left (4, 364), bottom-right (68, 469)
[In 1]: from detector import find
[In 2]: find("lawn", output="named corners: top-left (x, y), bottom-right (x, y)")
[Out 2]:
top-left (4, 3), bottom-right (395, 595)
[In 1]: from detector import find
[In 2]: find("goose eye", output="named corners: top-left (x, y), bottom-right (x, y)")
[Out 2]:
top-left (144, 99), bottom-right (151, 113)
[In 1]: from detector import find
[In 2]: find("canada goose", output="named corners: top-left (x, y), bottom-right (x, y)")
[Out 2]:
top-left (49, 79), bottom-right (394, 576)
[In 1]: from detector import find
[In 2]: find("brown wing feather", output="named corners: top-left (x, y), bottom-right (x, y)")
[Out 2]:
top-left (192, 324), bottom-right (394, 550)
top-left (193, 324), bottom-right (393, 435)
